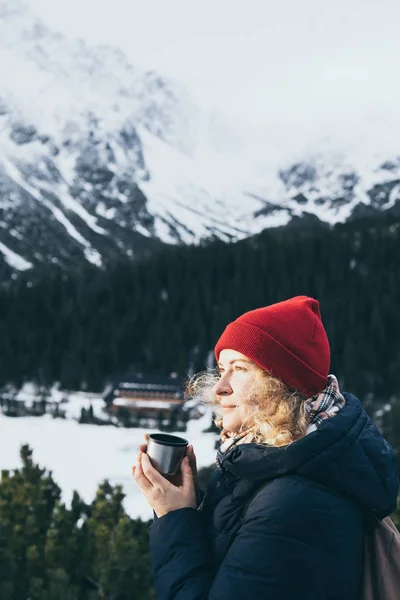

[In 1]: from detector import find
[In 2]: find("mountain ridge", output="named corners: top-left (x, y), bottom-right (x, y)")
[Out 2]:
top-left (1, 0), bottom-right (399, 275)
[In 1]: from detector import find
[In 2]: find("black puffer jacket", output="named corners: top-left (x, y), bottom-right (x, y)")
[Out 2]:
top-left (150, 393), bottom-right (399, 600)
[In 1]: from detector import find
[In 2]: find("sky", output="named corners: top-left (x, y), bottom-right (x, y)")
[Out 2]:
top-left (25, 0), bottom-right (399, 116)
top-left (7, 0), bottom-right (399, 161)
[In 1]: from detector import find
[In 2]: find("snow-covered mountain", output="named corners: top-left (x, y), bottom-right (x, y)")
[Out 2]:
top-left (1, 0), bottom-right (399, 274)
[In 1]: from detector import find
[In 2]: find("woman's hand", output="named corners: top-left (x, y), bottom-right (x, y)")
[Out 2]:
top-left (137, 434), bottom-right (199, 487)
top-left (132, 434), bottom-right (198, 518)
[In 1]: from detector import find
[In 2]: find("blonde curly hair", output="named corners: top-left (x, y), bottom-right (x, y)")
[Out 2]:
top-left (186, 365), bottom-right (309, 448)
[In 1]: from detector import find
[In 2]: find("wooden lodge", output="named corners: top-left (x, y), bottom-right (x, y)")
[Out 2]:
top-left (105, 374), bottom-right (188, 427)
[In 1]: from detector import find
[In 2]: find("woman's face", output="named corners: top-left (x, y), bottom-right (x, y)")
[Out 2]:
top-left (214, 348), bottom-right (262, 432)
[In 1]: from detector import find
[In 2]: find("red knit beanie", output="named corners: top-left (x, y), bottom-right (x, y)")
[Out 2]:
top-left (214, 296), bottom-right (330, 398)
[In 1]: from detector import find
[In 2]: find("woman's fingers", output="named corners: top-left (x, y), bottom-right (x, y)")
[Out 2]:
top-left (141, 452), bottom-right (167, 487)
top-left (133, 440), bottom-right (197, 516)
top-left (135, 435), bottom-right (195, 491)
top-left (181, 456), bottom-right (195, 490)
top-left (132, 457), bottom-right (153, 493)
top-left (187, 444), bottom-right (196, 459)
top-left (138, 433), bottom-right (149, 454)
top-left (186, 445), bottom-right (198, 477)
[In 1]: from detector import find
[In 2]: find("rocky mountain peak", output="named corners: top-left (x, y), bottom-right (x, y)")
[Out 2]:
top-left (0, 1), bottom-right (399, 278)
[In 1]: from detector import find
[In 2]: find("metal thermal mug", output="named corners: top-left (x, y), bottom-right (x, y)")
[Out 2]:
top-left (146, 433), bottom-right (189, 476)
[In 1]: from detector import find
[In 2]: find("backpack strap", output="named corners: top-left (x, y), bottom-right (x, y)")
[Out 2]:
top-left (364, 514), bottom-right (381, 600)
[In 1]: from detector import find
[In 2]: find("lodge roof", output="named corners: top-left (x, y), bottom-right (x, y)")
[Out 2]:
top-left (106, 374), bottom-right (186, 400)
top-left (118, 382), bottom-right (182, 393)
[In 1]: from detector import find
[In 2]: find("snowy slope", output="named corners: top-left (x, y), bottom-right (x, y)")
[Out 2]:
top-left (0, 0), bottom-right (399, 274)
top-left (0, 404), bottom-right (217, 520)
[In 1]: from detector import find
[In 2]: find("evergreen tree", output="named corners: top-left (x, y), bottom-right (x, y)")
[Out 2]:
top-left (0, 447), bottom-right (156, 600)
top-left (0, 214), bottom-right (400, 401)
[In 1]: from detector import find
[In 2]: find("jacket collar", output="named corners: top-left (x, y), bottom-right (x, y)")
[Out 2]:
top-left (216, 393), bottom-right (399, 518)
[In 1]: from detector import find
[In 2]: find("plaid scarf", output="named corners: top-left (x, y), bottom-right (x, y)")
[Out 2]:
top-left (304, 373), bottom-right (346, 433)
top-left (217, 374), bottom-right (346, 460)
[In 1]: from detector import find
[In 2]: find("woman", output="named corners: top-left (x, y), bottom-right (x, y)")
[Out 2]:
top-left (132, 295), bottom-right (399, 600)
